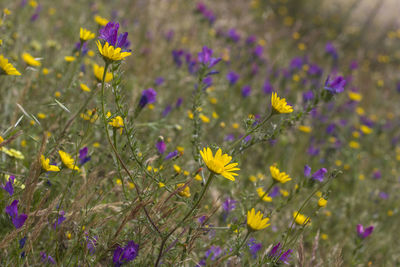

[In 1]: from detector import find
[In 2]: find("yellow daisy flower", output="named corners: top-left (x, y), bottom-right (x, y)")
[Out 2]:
top-left (257, 187), bottom-right (272, 202)
top-left (64, 56), bottom-right (76, 62)
top-left (41, 155), bottom-right (60, 172)
top-left (0, 54), bottom-right (21, 75)
top-left (318, 197), bottom-right (327, 207)
top-left (270, 165), bottom-right (292, 184)
top-left (293, 212), bottom-right (311, 225)
top-left (200, 147), bottom-right (239, 181)
top-left (80, 28), bottom-right (95, 41)
top-left (80, 83), bottom-right (91, 92)
top-left (271, 92), bottom-right (293, 113)
top-left (96, 41), bottom-right (132, 62)
top-left (22, 52), bottom-right (41, 67)
top-left (93, 63), bottom-right (113, 82)
top-left (176, 183), bottom-right (191, 198)
top-left (247, 208), bottom-right (270, 231)
top-left (94, 15), bottom-right (109, 26)
top-left (109, 116), bottom-right (124, 134)
top-left (58, 150), bottom-right (79, 171)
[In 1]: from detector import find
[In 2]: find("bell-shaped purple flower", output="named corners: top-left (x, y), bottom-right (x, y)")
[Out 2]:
top-left (113, 241), bottom-right (139, 267)
top-left (5, 200), bottom-right (27, 229)
top-left (2, 176), bottom-right (15, 196)
top-left (311, 168), bottom-right (327, 182)
top-left (139, 88), bottom-right (157, 108)
top-left (357, 224), bottom-right (374, 239)
top-left (324, 76), bottom-right (346, 94)
top-left (198, 46), bottom-right (221, 69)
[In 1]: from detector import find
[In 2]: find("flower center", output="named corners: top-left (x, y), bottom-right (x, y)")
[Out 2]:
top-left (208, 159), bottom-right (224, 174)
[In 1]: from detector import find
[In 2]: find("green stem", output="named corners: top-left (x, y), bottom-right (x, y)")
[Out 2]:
top-left (155, 173), bottom-right (215, 266)
top-left (229, 112), bottom-right (274, 152)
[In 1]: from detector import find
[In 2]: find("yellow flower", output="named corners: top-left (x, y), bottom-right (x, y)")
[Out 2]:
top-left (349, 141), bottom-right (360, 149)
top-left (0, 55), bottom-right (21, 75)
top-left (298, 125), bottom-right (311, 133)
top-left (158, 182), bottom-right (165, 188)
top-left (37, 113), bottom-right (46, 119)
top-left (0, 147), bottom-right (24, 159)
top-left (199, 114), bottom-right (210, 123)
top-left (173, 164), bottom-right (181, 173)
top-left (360, 125), bottom-right (372, 135)
top-left (270, 165), bottom-right (291, 183)
top-left (58, 150), bottom-right (79, 171)
top-left (109, 116), bottom-right (124, 134)
top-left (93, 63), bottom-right (113, 82)
top-left (176, 183), bottom-right (191, 198)
top-left (200, 147), bottom-right (239, 181)
top-left (0, 136), bottom-right (3, 143)
top-left (94, 15), bottom-right (109, 26)
top-left (41, 155), bottom-right (60, 172)
top-left (293, 212), bottom-right (310, 226)
top-left (257, 187), bottom-right (272, 202)
top-left (247, 208), bottom-right (270, 231)
top-left (318, 197), bottom-right (327, 207)
top-left (80, 83), bottom-right (91, 92)
top-left (22, 52), bottom-right (41, 66)
top-left (64, 56), bottom-right (76, 62)
top-left (271, 92), bottom-right (293, 114)
top-left (348, 91), bottom-right (362, 102)
top-left (80, 28), bottom-right (95, 41)
top-left (96, 41), bottom-right (132, 62)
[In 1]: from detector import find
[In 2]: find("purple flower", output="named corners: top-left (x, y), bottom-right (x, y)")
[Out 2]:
top-left (154, 77), bottom-right (165, 86)
top-left (357, 224), bottom-right (374, 239)
top-left (113, 241), bottom-right (139, 267)
top-left (139, 88), bottom-right (157, 108)
top-left (290, 57), bottom-right (303, 70)
top-left (378, 192), bottom-right (388, 199)
top-left (30, 4), bottom-right (41, 22)
top-left (350, 60), bottom-right (358, 70)
top-left (246, 35), bottom-right (257, 45)
top-left (165, 150), bottom-right (179, 160)
top-left (5, 200), bottom-right (27, 229)
top-left (205, 246), bottom-right (224, 260)
top-left (99, 22), bottom-right (130, 50)
top-left (307, 145), bottom-right (320, 156)
top-left (226, 71), bottom-right (240, 85)
top-left (2, 176), bottom-right (15, 196)
top-left (372, 169), bottom-right (381, 179)
top-left (156, 140), bottom-right (166, 154)
top-left (268, 242), bottom-right (292, 264)
top-left (325, 42), bottom-right (338, 60)
top-left (19, 236), bottom-right (27, 249)
top-left (198, 46), bottom-right (221, 69)
top-left (311, 168), bottom-right (327, 182)
top-left (304, 165), bottom-right (311, 177)
top-left (222, 197), bottom-right (237, 213)
top-left (241, 85), bottom-right (251, 97)
top-left (324, 76), bottom-right (346, 94)
top-left (302, 90), bottom-right (314, 102)
top-left (263, 80), bottom-right (273, 94)
top-left (86, 234), bottom-right (98, 254)
top-left (172, 50), bottom-right (184, 67)
top-left (162, 105), bottom-right (172, 117)
top-left (248, 238), bottom-right (262, 258)
top-left (164, 30), bottom-right (174, 41)
top-left (79, 147), bottom-right (91, 165)
top-left (269, 186), bottom-right (281, 197)
top-left (253, 45), bottom-right (263, 58)
top-left (227, 28), bottom-right (240, 42)
top-left (53, 210), bottom-right (66, 229)
top-left (308, 64), bottom-right (323, 76)
top-left (175, 98), bottom-right (183, 108)
top-left (40, 252), bottom-right (56, 264)
top-left (326, 123), bottom-right (336, 134)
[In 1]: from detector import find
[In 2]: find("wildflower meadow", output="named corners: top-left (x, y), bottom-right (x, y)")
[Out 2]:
top-left (1, 0), bottom-right (399, 266)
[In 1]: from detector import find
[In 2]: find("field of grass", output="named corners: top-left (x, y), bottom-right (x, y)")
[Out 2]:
top-left (1, 0), bottom-right (399, 266)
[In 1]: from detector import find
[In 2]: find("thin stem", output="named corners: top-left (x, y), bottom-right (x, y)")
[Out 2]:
top-left (155, 173), bottom-right (215, 266)
top-left (229, 112), bottom-right (274, 152)
top-left (99, 62), bottom-right (161, 237)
